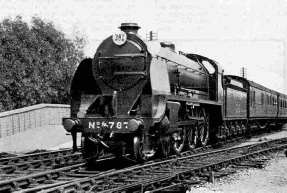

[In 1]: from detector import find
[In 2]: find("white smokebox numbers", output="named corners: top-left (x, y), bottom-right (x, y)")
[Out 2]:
top-left (112, 31), bottom-right (127, 45)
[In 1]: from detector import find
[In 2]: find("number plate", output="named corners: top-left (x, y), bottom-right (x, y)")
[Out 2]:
top-left (112, 31), bottom-right (127, 45)
top-left (88, 121), bottom-right (128, 130)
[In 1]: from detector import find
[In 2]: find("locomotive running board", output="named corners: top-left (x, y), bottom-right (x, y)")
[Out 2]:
top-left (166, 95), bottom-right (222, 106)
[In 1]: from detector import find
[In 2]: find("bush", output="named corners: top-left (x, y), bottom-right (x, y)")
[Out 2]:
top-left (0, 16), bottom-right (86, 111)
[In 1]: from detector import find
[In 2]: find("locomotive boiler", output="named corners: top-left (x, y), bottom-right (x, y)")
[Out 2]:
top-left (63, 23), bottom-right (225, 163)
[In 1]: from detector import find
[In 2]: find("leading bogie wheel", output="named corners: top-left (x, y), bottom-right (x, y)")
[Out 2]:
top-left (158, 135), bottom-right (171, 158)
top-left (81, 134), bottom-right (101, 166)
top-left (133, 135), bottom-right (156, 162)
top-left (171, 127), bottom-right (186, 154)
top-left (133, 136), bottom-right (145, 162)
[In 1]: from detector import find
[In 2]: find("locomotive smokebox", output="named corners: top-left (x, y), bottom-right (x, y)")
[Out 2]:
top-left (119, 23), bottom-right (141, 35)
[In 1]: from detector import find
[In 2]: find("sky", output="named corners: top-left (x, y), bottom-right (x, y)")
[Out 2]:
top-left (1, 0), bottom-right (287, 94)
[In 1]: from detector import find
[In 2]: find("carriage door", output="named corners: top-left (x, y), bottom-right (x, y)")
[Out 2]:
top-left (250, 90), bottom-right (255, 114)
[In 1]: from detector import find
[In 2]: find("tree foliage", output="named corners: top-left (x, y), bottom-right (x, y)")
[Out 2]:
top-left (0, 16), bottom-right (86, 111)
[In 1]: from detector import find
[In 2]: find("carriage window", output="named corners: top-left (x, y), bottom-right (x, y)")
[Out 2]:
top-left (261, 93), bottom-right (264, 105)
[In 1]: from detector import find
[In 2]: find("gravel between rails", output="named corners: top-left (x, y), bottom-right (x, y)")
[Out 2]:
top-left (188, 152), bottom-right (287, 193)
top-left (187, 126), bottom-right (287, 193)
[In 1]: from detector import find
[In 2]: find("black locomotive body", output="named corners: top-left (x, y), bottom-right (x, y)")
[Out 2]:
top-left (63, 23), bottom-right (287, 163)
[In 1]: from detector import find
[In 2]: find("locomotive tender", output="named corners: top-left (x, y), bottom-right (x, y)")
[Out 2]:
top-left (63, 23), bottom-right (287, 163)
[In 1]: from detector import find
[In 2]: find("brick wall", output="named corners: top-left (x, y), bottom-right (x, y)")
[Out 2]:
top-left (0, 104), bottom-right (70, 138)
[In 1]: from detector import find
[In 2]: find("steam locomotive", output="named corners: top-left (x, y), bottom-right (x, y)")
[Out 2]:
top-left (63, 23), bottom-right (287, 164)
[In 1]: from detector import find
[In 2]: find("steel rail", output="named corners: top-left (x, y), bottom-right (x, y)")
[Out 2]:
top-left (0, 149), bottom-right (75, 165)
top-left (98, 139), bottom-right (287, 192)
top-left (36, 137), bottom-right (287, 193)
top-left (0, 155), bottom-right (116, 192)
top-left (0, 153), bottom-right (83, 174)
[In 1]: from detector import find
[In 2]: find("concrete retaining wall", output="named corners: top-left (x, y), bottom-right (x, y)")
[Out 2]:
top-left (0, 104), bottom-right (70, 138)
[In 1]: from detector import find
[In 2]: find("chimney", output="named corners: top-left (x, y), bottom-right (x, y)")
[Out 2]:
top-left (119, 23), bottom-right (141, 35)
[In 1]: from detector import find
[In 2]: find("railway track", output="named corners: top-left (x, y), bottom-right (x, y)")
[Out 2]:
top-left (0, 136), bottom-right (284, 193)
top-left (41, 138), bottom-right (287, 192)
top-left (0, 130), bottom-right (282, 192)
top-left (0, 149), bottom-right (84, 176)
top-left (0, 149), bottom-right (77, 166)
top-left (0, 154), bottom-right (121, 193)
top-left (0, 148), bottom-right (126, 192)
top-left (0, 153), bottom-right (84, 177)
